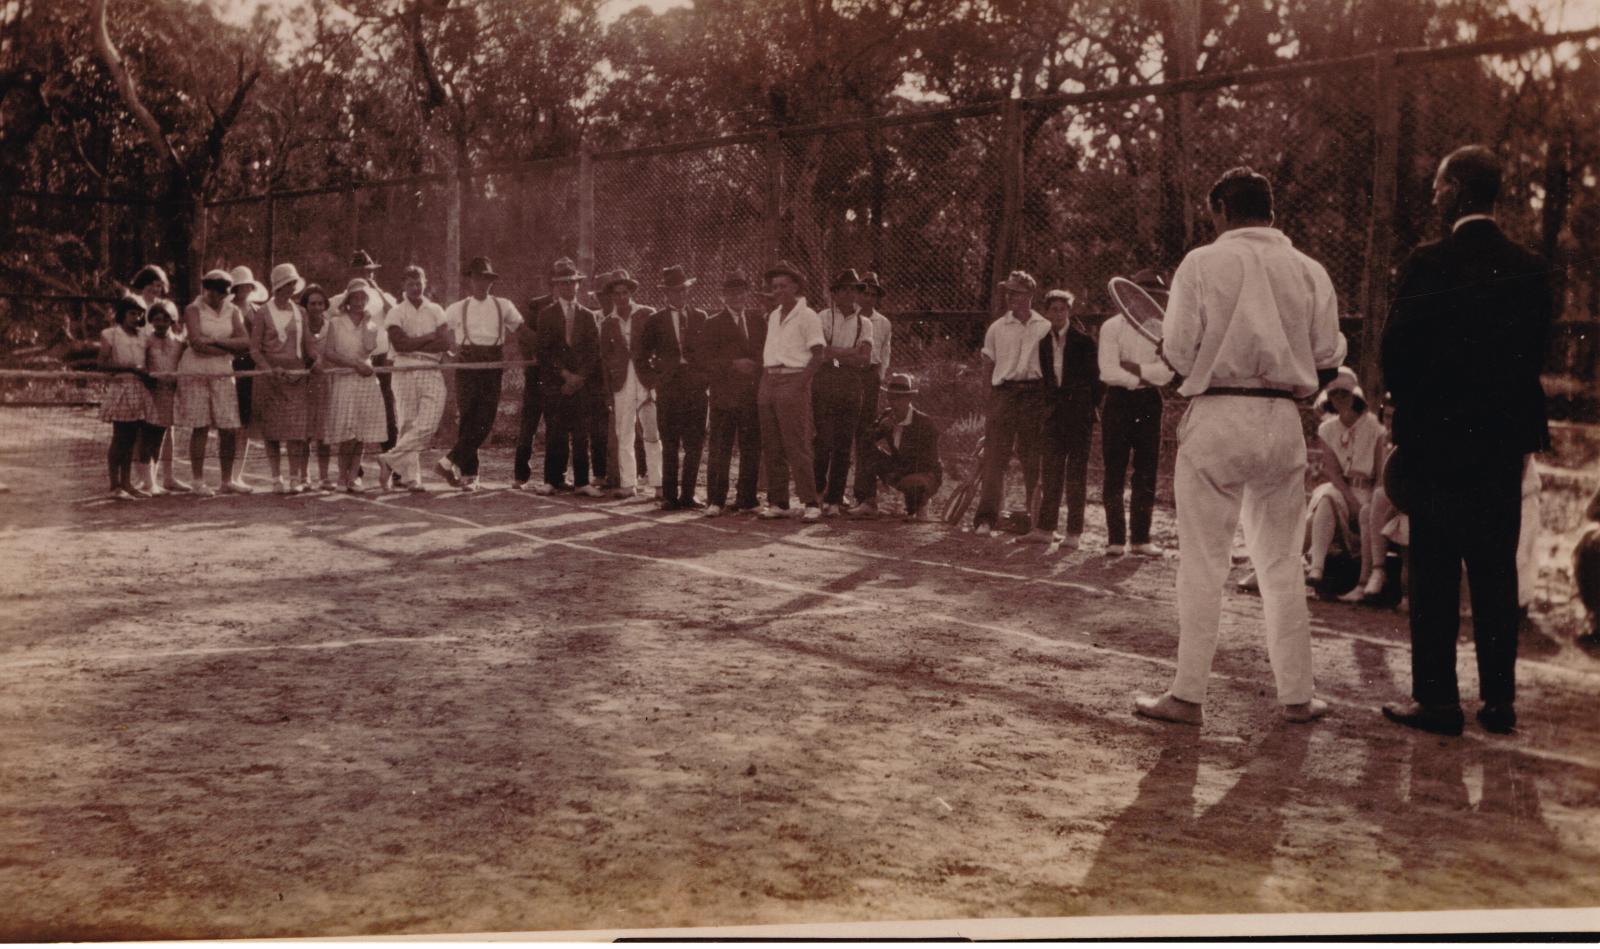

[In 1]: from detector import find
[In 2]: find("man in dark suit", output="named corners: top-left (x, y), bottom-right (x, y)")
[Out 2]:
top-left (703, 271), bottom-right (768, 516)
top-left (1018, 288), bottom-right (1103, 547)
top-left (856, 373), bottom-right (943, 520)
top-left (1380, 145), bottom-right (1554, 737)
top-left (640, 265), bottom-right (710, 510)
top-left (533, 257), bottom-right (604, 497)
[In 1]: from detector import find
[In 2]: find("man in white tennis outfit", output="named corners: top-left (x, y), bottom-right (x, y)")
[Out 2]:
top-left (1134, 167), bottom-right (1347, 726)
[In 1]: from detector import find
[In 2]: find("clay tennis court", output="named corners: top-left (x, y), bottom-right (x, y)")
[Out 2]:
top-left (2, 423), bottom-right (1599, 938)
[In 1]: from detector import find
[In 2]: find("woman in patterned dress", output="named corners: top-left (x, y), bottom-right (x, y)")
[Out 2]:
top-left (318, 279), bottom-right (387, 492)
top-left (98, 297), bottom-right (154, 500)
top-left (300, 285), bottom-right (336, 490)
top-left (251, 263), bottom-right (312, 493)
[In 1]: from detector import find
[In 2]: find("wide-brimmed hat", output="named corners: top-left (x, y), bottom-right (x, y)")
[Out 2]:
top-left (200, 268), bottom-right (235, 291)
top-left (464, 256), bottom-right (500, 280)
top-left (548, 257), bottom-right (584, 283)
top-left (764, 260), bottom-right (805, 284)
top-left (130, 264), bottom-right (170, 292)
top-left (658, 265), bottom-right (697, 289)
top-left (721, 270), bottom-right (752, 291)
top-left (1315, 366), bottom-right (1367, 413)
top-left (859, 271), bottom-right (885, 297)
top-left (830, 268), bottom-right (865, 292)
top-left (883, 372), bottom-right (919, 396)
top-left (600, 269), bottom-right (640, 292)
top-left (343, 277), bottom-right (372, 300)
top-left (229, 266), bottom-right (268, 304)
top-left (269, 262), bottom-right (305, 296)
top-left (998, 270), bottom-right (1038, 294)
top-left (350, 249), bottom-right (381, 271)
top-left (1042, 288), bottom-right (1074, 306)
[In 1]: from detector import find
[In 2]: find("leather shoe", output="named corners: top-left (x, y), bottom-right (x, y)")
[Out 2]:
top-left (1133, 691), bottom-right (1203, 726)
top-left (1381, 700), bottom-right (1464, 737)
top-left (1476, 703), bottom-right (1516, 735)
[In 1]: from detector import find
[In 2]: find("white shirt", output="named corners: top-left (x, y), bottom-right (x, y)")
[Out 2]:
top-left (864, 309), bottom-right (892, 378)
top-left (385, 296), bottom-right (449, 365)
top-left (1098, 315), bottom-right (1174, 389)
top-left (264, 299), bottom-right (303, 361)
top-left (444, 295), bottom-right (523, 349)
top-left (1164, 226), bottom-right (1347, 399)
top-left (981, 309), bottom-right (1051, 385)
top-left (330, 284), bottom-right (397, 356)
top-left (762, 298), bottom-right (825, 369)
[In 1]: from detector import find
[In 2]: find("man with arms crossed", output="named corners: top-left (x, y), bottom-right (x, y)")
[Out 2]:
top-left (971, 271), bottom-right (1051, 537)
top-left (378, 265), bottom-right (452, 491)
top-left (1134, 167), bottom-right (1346, 727)
top-left (757, 261), bottom-right (826, 522)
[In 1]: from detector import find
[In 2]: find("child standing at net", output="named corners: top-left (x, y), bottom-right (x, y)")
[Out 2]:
top-left (140, 300), bottom-right (183, 490)
top-left (319, 279), bottom-right (388, 492)
top-left (130, 264), bottom-right (186, 494)
top-left (98, 297), bottom-right (154, 500)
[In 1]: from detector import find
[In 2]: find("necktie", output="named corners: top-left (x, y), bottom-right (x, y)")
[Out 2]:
top-left (563, 302), bottom-right (573, 345)
top-left (674, 310), bottom-right (682, 349)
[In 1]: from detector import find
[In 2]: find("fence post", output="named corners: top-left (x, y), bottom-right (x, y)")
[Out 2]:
top-left (764, 128), bottom-right (784, 263)
top-left (445, 167), bottom-right (462, 304)
top-left (988, 98), bottom-right (1025, 306)
top-left (263, 190), bottom-right (276, 276)
top-left (577, 149), bottom-right (595, 284)
top-left (1360, 51), bottom-right (1400, 401)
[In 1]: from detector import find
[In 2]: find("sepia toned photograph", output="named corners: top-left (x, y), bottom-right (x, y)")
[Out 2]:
top-left (1, 0), bottom-right (1598, 939)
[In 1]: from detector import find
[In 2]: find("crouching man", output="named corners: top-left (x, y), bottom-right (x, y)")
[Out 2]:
top-left (855, 373), bottom-right (943, 521)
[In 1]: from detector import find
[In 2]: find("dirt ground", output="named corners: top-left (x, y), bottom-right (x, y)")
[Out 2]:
top-left (2, 435), bottom-right (1599, 939)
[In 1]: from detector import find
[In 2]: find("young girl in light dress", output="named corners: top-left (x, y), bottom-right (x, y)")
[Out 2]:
top-left (317, 279), bottom-right (387, 492)
top-left (141, 300), bottom-right (184, 489)
top-left (130, 264), bottom-right (186, 494)
top-left (301, 285), bottom-right (336, 490)
top-left (98, 297), bottom-right (154, 500)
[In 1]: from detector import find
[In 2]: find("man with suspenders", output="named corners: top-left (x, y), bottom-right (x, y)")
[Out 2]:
top-left (812, 269), bottom-right (873, 516)
top-left (439, 256), bottom-right (523, 491)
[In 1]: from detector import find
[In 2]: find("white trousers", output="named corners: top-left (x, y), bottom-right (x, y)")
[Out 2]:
top-left (385, 368), bottom-right (446, 485)
top-left (612, 366), bottom-right (661, 490)
top-left (1172, 397), bottom-right (1314, 706)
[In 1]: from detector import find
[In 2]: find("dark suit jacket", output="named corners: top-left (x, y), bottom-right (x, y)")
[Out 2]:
top-left (534, 297), bottom-right (601, 396)
top-left (704, 306), bottom-right (768, 410)
top-left (639, 306), bottom-right (708, 394)
top-left (514, 294), bottom-right (552, 365)
top-left (1038, 325), bottom-right (1103, 431)
top-left (872, 406), bottom-right (942, 479)
top-left (1381, 219), bottom-right (1552, 477)
top-left (598, 303), bottom-right (653, 394)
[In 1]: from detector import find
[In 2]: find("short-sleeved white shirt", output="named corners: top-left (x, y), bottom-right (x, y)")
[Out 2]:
top-left (864, 309), bottom-right (892, 375)
top-left (444, 295), bottom-right (524, 349)
top-left (762, 298), bottom-right (825, 369)
top-left (384, 297), bottom-right (449, 365)
top-left (981, 310), bottom-right (1051, 385)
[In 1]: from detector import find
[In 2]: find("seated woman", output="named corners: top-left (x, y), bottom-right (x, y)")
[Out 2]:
top-left (1344, 403), bottom-right (1399, 603)
top-left (1304, 368), bottom-right (1382, 594)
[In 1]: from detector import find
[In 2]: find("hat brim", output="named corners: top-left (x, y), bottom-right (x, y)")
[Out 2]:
top-left (883, 386), bottom-right (918, 395)
top-left (238, 284), bottom-right (269, 304)
top-left (466, 269), bottom-right (502, 280)
top-left (659, 278), bottom-right (698, 289)
top-left (764, 268), bottom-right (804, 284)
top-left (999, 282), bottom-right (1036, 294)
top-left (272, 276), bottom-right (307, 296)
top-left (604, 279), bottom-right (639, 292)
top-left (549, 273), bottom-right (583, 282)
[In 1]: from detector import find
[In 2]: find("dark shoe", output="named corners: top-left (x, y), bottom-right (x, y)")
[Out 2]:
top-left (659, 498), bottom-right (680, 511)
top-left (678, 497), bottom-right (705, 511)
top-left (1476, 704), bottom-right (1516, 735)
top-left (1381, 700), bottom-right (1465, 737)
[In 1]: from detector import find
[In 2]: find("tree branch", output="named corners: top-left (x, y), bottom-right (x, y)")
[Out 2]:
top-left (89, 0), bottom-right (183, 173)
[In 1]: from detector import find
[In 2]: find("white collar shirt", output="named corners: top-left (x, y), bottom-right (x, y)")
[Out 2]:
top-left (445, 295), bottom-right (523, 348)
top-left (385, 296), bottom-right (448, 365)
top-left (863, 309), bottom-right (892, 375)
top-left (762, 298), bottom-right (825, 369)
top-left (1097, 315), bottom-right (1174, 389)
top-left (981, 309), bottom-right (1051, 385)
top-left (1162, 226), bottom-right (1348, 399)
top-left (1452, 214), bottom-right (1495, 232)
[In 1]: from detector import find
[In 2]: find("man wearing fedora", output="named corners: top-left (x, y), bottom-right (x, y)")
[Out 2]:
top-left (333, 251), bottom-right (400, 479)
top-left (758, 261), bottom-right (826, 521)
top-left (704, 270), bottom-right (768, 516)
top-left (849, 271), bottom-right (894, 515)
top-left (439, 256), bottom-right (524, 490)
top-left (598, 269), bottom-right (663, 500)
top-left (812, 269), bottom-right (874, 516)
top-left (1097, 267), bottom-right (1174, 556)
top-left (972, 270), bottom-right (1052, 536)
top-left (1023, 288), bottom-right (1104, 548)
top-left (533, 257), bottom-right (604, 496)
top-left (640, 265), bottom-right (710, 510)
top-left (858, 373), bottom-right (943, 520)
top-left (1380, 145), bottom-right (1554, 737)
top-left (379, 265), bottom-right (453, 491)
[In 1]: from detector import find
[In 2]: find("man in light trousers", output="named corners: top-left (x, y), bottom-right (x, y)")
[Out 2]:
top-left (378, 265), bottom-right (453, 491)
top-left (1134, 167), bottom-right (1347, 727)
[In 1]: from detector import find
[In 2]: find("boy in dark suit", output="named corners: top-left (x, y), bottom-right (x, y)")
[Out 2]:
top-left (532, 257), bottom-right (603, 496)
top-left (1019, 288), bottom-right (1103, 547)
top-left (703, 271), bottom-right (768, 516)
top-left (856, 373), bottom-right (943, 520)
top-left (640, 265), bottom-right (710, 510)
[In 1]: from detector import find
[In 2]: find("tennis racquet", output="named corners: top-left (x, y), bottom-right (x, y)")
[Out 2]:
top-left (942, 435), bottom-right (986, 526)
top-left (1107, 275), bottom-right (1168, 348)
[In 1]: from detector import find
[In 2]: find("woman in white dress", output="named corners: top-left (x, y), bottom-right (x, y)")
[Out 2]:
top-left (1305, 367), bottom-right (1384, 589)
top-left (174, 270), bottom-right (252, 497)
top-left (318, 279), bottom-right (387, 492)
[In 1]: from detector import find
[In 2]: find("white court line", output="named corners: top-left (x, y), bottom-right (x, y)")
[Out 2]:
top-left (347, 494), bottom-right (1600, 773)
top-left (0, 634), bottom-right (462, 671)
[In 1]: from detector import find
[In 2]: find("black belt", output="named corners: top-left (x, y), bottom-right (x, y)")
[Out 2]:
top-left (1199, 386), bottom-right (1296, 400)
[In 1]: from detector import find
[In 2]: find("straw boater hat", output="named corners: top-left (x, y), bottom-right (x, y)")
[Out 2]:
top-left (269, 263), bottom-right (305, 297)
top-left (658, 265), bottom-right (697, 289)
top-left (229, 265), bottom-right (268, 305)
top-left (859, 271), bottom-right (885, 297)
top-left (463, 256), bottom-right (500, 280)
top-left (350, 250), bottom-right (381, 271)
top-left (548, 257), bottom-right (584, 283)
top-left (764, 260), bottom-right (805, 284)
top-left (600, 269), bottom-right (640, 293)
top-left (998, 270), bottom-right (1037, 294)
top-left (721, 270), bottom-right (751, 291)
top-left (883, 372), bottom-right (918, 396)
top-left (830, 268), bottom-right (865, 292)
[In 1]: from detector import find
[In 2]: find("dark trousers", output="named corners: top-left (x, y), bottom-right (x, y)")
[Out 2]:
top-left (1102, 387), bottom-right (1162, 546)
top-left (973, 384), bottom-right (1042, 528)
top-left (138, 422), bottom-right (168, 464)
top-left (861, 448), bottom-right (941, 515)
top-left (587, 388), bottom-right (610, 484)
top-left (811, 365), bottom-right (862, 505)
top-left (513, 367), bottom-right (544, 484)
top-left (447, 367), bottom-right (503, 478)
top-left (707, 395), bottom-right (761, 509)
top-left (659, 382), bottom-right (707, 504)
top-left (372, 353), bottom-right (398, 452)
top-left (1037, 394), bottom-right (1096, 535)
top-left (1408, 457), bottom-right (1524, 707)
top-left (852, 371), bottom-right (883, 500)
top-left (543, 389), bottom-right (592, 488)
top-left (108, 420), bottom-right (141, 488)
